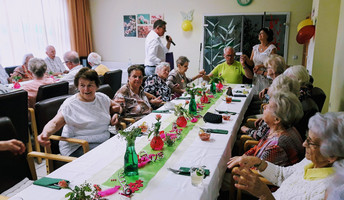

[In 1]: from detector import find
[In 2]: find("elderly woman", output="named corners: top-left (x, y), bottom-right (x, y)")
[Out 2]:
top-left (166, 56), bottom-right (204, 98)
top-left (258, 54), bottom-right (287, 99)
top-left (284, 65), bottom-right (312, 101)
top-left (241, 28), bottom-right (277, 93)
top-left (10, 53), bottom-right (34, 82)
top-left (22, 58), bottom-right (55, 108)
top-left (241, 75), bottom-right (300, 140)
top-left (37, 67), bottom-right (121, 157)
top-left (114, 65), bottom-right (162, 120)
top-left (87, 52), bottom-right (110, 76)
top-left (228, 112), bottom-right (344, 200)
top-left (242, 91), bottom-right (304, 166)
top-left (144, 62), bottom-right (171, 102)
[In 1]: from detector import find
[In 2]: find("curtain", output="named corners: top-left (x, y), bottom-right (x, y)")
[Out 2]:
top-left (66, 0), bottom-right (93, 57)
top-left (0, 0), bottom-right (71, 66)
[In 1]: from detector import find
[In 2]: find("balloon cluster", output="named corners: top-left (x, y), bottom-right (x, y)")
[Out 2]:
top-left (296, 18), bottom-right (315, 44)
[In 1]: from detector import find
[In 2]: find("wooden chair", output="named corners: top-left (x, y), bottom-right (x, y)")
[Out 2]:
top-left (29, 95), bottom-right (89, 174)
top-left (36, 81), bottom-right (69, 102)
top-left (97, 84), bottom-right (114, 99)
top-left (104, 69), bottom-right (122, 94)
top-left (0, 117), bottom-right (32, 193)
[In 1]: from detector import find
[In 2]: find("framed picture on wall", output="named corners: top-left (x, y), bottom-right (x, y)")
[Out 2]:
top-left (123, 15), bottom-right (136, 37)
top-left (138, 25), bottom-right (152, 38)
top-left (137, 14), bottom-right (150, 24)
top-left (151, 14), bottom-right (164, 24)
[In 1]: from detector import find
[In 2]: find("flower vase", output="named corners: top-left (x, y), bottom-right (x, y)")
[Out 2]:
top-left (216, 81), bottom-right (223, 91)
top-left (13, 81), bottom-right (21, 89)
top-left (189, 96), bottom-right (197, 116)
top-left (176, 116), bottom-right (187, 127)
top-left (150, 135), bottom-right (164, 150)
top-left (210, 82), bottom-right (216, 94)
top-left (200, 92), bottom-right (209, 104)
top-left (124, 140), bottom-right (139, 176)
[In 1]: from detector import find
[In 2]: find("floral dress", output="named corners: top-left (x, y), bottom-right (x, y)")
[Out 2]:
top-left (144, 74), bottom-right (171, 102)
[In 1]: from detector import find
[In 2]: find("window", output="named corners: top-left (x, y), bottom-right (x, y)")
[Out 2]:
top-left (203, 12), bottom-right (290, 73)
top-left (0, 0), bottom-right (71, 67)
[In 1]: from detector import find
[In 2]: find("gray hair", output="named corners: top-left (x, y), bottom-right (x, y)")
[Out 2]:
top-left (63, 51), bottom-right (80, 65)
top-left (22, 53), bottom-right (34, 65)
top-left (176, 56), bottom-right (190, 66)
top-left (283, 65), bottom-right (310, 87)
top-left (45, 45), bottom-right (55, 52)
top-left (155, 62), bottom-right (170, 73)
top-left (87, 52), bottom-right (101, 66)
top-left (28, 58), bottom-right (47, 78)
top-left (223, 46), bottom-right (234, 54)
top-left (309, 112), bottom-right (344, 158)
top-left (268, 75), bottom-right (300, 97)
top-left (269, 91), bottom-right (303, 128)
top-left (264, 54), bottom-right (286, 76)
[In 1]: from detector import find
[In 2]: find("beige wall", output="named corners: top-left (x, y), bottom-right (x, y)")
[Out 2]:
top-left (311, 0), bottom-right (341, 112)
top-left (329, 0), bottom-right (344, 112)
top-left (89, 0), bottom-right (312, 77)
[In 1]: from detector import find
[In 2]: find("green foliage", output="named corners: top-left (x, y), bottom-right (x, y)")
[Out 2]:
top-left (148, 115), bottom-right (162, 138)
top-left (119, 127), bottom-right (142, 145)
top-left (64, 182), bottom-right (99, 200)
top-left (209, 75), bottom-right (224, 84)
top-left (185, 83), bottom-right (202, 97)
top-left (173, 103), bottom-right (191, 119)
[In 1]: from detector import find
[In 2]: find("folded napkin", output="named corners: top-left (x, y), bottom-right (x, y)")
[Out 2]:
top-left (179, 167), bottom-right (210, 178)
top-left (176, 96), bottom-right (191, 100)
top-left (215, 110), bottom-right (237, 115)
top-left (152, 110), bottom-right (170, 113)
top-left (33, 177), bottom-right (69, 190)
top-left (234, 94), bottom-right (246, 97)
top-left (204, 112), bottom-right (222, 123)
top-left (201, 128), bottom-right (228, 134)
top-left (232, 99), bottom-right (241, 102)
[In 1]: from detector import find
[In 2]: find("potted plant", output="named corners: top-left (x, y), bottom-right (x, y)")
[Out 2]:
top-left (148, 114), bottom-right (164, 150)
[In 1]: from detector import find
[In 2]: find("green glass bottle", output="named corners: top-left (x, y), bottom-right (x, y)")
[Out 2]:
top-left (189, 94), bottom-right (197, 116)
top-left (124, 140), bottom-right (139, 176)
top-left (210, 82), bottom-right (216, 94)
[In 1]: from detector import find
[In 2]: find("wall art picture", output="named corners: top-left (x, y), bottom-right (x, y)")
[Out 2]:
top-left (151, 14), bottom-right (164, 24)
top-left (137, 14), bottom-right (150, 24)
top-left (123, 15), bottom-right (136, 37)
top-left (138, 25), bottom-right (152, 38)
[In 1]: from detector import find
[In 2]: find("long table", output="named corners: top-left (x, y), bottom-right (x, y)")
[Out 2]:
top-left (11, 84), bottom-right (254, 200)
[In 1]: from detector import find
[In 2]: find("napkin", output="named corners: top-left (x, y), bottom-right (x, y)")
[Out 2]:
top-left (203, 128), bottom-right (228, 134)
top-left (152, 110), bottom-right (170, 113)
top-left (33, 177), bottom-right (69, 190)
top-left (233, 94), bottom-right (246, 97)
top-left (176, 96), bottom-right (191, 100)
top-left (232, 99), bottom-right (241, 102)
top-left (179, 167), bottom-right (210, 178)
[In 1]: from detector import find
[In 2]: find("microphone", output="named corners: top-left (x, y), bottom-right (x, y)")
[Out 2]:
top-left (166, 35), bottom-right (176, 46)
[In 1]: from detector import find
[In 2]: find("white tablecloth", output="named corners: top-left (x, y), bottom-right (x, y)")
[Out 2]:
top-left (11, 84), bottom-right (254, 200)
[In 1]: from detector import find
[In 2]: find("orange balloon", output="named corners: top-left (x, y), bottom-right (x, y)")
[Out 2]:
top-left (296, 25), bottom-right (315, 44)
top-left (182, 20), bottom-right (193, 31)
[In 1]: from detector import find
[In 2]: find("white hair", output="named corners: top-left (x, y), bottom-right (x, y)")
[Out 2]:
top-left (283, 65), bottom-right (310, 87)
top-left (22, 53), bottom-right (34, 65)
top-left (155, 62), bottom-right (170, 73)
top-left (268, 74), bottom-right (300, 97)
top-left (264, 54), bottom-right (286, 75)
top-left (87, 52), bottom-right (102, 65)
top-left (223, 46), bottom-right (234, 54)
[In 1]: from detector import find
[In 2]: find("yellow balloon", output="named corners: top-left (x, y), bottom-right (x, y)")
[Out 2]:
top-left (182, 20), bottom-right (193, 31)
top-left (297, 19), bottom-right (313, 32)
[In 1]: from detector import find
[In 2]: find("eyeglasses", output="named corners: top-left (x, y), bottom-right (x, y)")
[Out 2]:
top-left (305, 136), bottom-right (320, 147)
top-left (63, 61), bottom-right (71, 64)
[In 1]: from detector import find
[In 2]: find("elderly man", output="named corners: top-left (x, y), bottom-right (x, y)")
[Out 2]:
top-left (87, 52), bottom-right (110, 76)
top-left (60, 51), bottom-right (83, 94)
top-left (203, 47), bottom-right (253, 84)
top-left (144, 19), bottom-right (173, 76)
top-left (44, 45), bottom-right (68, 75)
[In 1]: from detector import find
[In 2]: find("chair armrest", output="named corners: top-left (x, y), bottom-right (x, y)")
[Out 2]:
top-left (244, 140), bottom-right (259, 152)
top-left (49, 135), bottom-right (89, 153)
top-left (122, 118), bottom-right (135, 124)
top-left (27, 151), bottom-right (76, 180)
top-left (240, 135), bottom-right (254, 141)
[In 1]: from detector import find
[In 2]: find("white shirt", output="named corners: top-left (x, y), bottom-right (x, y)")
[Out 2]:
top-left (0, 64), bottom-right (9, 84)
top-left (260, 158), bottom-right (334, 200)
top-left (60, 65), bottom-right (83, 94)
top-left (144, 30), bottom-right (168, 66)
top-left (44, 56), bottom-right (66, 73)
top-left (59, 92), bottom-right (111, 156)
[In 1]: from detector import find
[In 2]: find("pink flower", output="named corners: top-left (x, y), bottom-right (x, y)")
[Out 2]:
top-left (156, 114), bottom-right (162, 121)
top-left (191, 117), bottom-right (198, 123)
top-left (58, 180), bottom-right (69, 188)
top-left (185, 100), bottom-right (190, 105)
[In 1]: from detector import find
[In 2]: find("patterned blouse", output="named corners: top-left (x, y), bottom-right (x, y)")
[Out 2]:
top-left (144, 74), bottom-right (171, 102)
top-left (246, 121), bottom-right (270, 140)
top-left (245, 127), bottom-right (304, 167)
top-left (114, 84), bottom-right (152, 120)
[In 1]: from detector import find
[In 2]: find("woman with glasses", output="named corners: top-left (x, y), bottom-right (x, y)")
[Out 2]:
top-left (227, 112), bottom-right (344, 200)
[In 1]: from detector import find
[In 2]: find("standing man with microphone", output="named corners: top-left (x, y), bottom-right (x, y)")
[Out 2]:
top-left (144, 19), bottom-right (174, 76)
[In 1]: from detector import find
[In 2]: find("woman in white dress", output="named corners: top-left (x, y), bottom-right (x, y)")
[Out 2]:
top-left (241, 28), bottom-right (277, 93)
